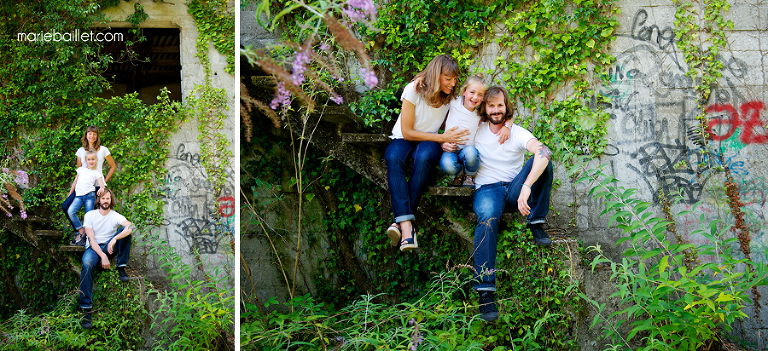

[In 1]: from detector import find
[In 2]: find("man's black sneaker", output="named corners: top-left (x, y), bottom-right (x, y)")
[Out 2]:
top-left (117, 267), bottom-right (129, 282)
top-left (478, 291), bottom-right (499, 322)
top-left (528, 223), bottom-right (552, 246)
top-left (81, 308), bottom-right (93, 329)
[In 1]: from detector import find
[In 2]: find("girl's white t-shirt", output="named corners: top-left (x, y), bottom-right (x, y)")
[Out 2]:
top-left (76, 146), bottom-right (111, 184)
top-left (474, 122), bottom-right (535, 189)
top-left (75, 167), bottom-right (104, 196)
top-left (390, 82), bottom-right (450, 139)
top-left (444, 97), bottom-right (481, 149)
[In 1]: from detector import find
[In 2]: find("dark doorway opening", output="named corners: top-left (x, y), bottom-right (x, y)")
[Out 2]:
top-left (98, 28), bottom-right (182, 104)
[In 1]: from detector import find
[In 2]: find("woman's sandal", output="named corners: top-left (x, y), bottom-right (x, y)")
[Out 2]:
top-left (386, 223), bottom-right (402, 247)
top-left (399, 227), bottom-right (418, 252)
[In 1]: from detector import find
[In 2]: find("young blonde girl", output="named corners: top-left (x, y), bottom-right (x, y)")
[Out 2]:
top-left (384, 54), bottom-right (470, 252)
top-left (440, 74), bottom-right (510, 187)
top-left (67, 151), bottom-right (106, 245)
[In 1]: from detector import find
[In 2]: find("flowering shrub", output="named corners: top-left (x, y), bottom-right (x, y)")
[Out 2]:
top-left (0, 154), bottom-right (28, 219)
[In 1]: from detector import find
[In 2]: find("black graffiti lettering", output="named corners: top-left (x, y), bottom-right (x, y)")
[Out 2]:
top-left (631, 9), bottom-right (676, 51)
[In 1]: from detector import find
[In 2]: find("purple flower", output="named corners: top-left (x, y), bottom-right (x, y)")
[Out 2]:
top-left (410, 332), bottom-right (423, 350)
top-left (330, 94), bottom-right (344, 105)
top-left (362, 68), bottom-right (378, 87)
top-left (291, 49), bottom-right (312, 86)
top-left (408, 318), bottom-right (416, 326)
top-left (270, 82), bottom-right (292, 110)
top-left (20, 211), bottom-right (27, 220)
top-left (14, 170), bottom-right (28, 186)
top-left (319, 42), bottom-right (331, 52)
top-left (343, 0), bottom-right (377, 22)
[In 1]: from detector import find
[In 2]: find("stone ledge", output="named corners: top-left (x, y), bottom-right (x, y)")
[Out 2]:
top-left (35, 230), bottom-right (63, 238)
top-left (60, 245), bottom-right (85, 252)
top-left (341, 133), bottom-right (390, 144)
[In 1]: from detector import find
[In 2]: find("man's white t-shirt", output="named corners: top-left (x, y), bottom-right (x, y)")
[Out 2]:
top-left (390, 82), bottom-right (450, 139)
top-left (474, 122), bottom-right (535, 189)
top-left (444, 96), bottom-right (481, 149)
top-left (83, 209), bottom-right (127, 249)
top-left (74, 167), bottom-right (104, 196)
top-left (76, 146), bottom-right (111, 185)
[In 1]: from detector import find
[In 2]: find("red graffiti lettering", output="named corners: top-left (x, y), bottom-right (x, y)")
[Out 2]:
top-left (706, 101), bottom-right (768, 144)
top-left (218, 196), bottom-right (235, 217)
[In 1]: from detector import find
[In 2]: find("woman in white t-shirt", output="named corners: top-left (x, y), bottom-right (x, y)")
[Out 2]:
top-left (384, 55), bottom-right (470, 252)
top-left (61, 126), bottom-right (117, 243)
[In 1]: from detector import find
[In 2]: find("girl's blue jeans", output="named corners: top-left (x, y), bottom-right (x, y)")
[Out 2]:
top-left (439, 146), bottom-right (480, 176)
top-left (67, 191), bottom-right (96, 231)
top-left (63, 186), bottom-right (101, 230)
top-left (384, 139), bottom-right (442, 223)
top-left (79, 227), bottom-right (131, 309)
top-left (472, 157), bottom-right (553, 291)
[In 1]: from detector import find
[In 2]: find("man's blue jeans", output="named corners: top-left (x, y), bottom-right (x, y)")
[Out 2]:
top-left (439, 146), bottom-right (480, 176)
top-left (79, 227), bottom-right (131, 309)
top-left (67, 191), bottom-right (96, 231)
top-left (384, 139), bottom-right (442, 223)
top-left (472, 158), bottom-right (553, 291)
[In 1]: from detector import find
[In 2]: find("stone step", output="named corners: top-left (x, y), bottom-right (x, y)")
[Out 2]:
top-left (35, 230), bottom-right (63, 238)
top-left (60, 245), bottom-right (85, 252)
top-left (11, 216), bottom-right (47, 223)
top-left (342, 133), bottom-right (389, 144)
top-left (429, 186), bottom-right (473, 197)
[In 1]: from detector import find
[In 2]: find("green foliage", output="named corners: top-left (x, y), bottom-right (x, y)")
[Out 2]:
top-left (574, 164), bottom-right (768, 350)
top-left (244, 257), bottom-right (580, 350)
top-left (673, 0), bottom-right (733, 145)
top-left (0, 1), bottom-right (112, 136)
top-left (189, 82), bottom-right (232, 198)
top-left (143, 226), bottom-right (235, 350)
top-left (0, 231), bottom-right (75, 318)
top-left (187, 0), bottom-right (236, 75)
top-left (0, 269), bottom-right (147, 350)
top-left (532, 92), bottom-right (611, 159)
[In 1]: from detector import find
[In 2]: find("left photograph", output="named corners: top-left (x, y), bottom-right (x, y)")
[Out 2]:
top-left (0, 1), bottom-right (235, 350)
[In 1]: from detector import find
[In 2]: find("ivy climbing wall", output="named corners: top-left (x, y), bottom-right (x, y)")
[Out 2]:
top-left (102, 1), bottom-right (236, 280)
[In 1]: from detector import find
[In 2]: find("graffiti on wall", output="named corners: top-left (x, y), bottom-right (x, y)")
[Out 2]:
top-left (160, 143), bottom-right (235, 254)
top-left (597, 8), bottom-right (768, 255)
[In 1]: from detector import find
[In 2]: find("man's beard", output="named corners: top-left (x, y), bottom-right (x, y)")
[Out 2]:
top-left (488, 112), bottom-right (505, 125)
top-left (100, 202), bottom-right (110, 210)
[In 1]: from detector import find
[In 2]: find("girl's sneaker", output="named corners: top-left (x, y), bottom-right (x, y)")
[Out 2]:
top-left (70, 232), bottom-right (86, 246)
top-left (462, 176), bottom-right (475, 188)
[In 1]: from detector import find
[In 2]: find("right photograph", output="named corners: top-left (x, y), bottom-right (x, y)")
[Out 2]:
top-left (240, 0), bottom-right (768, 350)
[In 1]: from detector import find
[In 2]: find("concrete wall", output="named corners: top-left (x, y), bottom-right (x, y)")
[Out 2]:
top-left (103, 2), bottom-right (236, 282)
top-left (571, 1), bottom-right (768, 347)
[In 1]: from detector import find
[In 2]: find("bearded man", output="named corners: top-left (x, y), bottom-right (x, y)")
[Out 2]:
top-left (472, 86), bottom-right (554, 322)
top-left (78, 188), bottom-right (134, 329)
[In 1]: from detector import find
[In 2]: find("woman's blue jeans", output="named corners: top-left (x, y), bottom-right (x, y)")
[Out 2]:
top-left (79, 227), bottom-right (131, 309)
top-left (472, 158), bottom-right (553, 291)
top-left (439, 146), bottom-right (480, 176)
top-left (67, 191), bottom-right (96, 231)
top-left (384, 139), bottom-right (442, 223)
